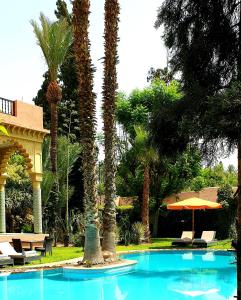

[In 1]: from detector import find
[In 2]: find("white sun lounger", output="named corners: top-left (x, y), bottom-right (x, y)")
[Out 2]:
top-left (0, 242), bottom-right (40, 265)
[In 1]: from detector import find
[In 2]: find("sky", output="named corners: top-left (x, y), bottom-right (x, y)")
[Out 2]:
top-left (0, 0), bottom-right (237, 167)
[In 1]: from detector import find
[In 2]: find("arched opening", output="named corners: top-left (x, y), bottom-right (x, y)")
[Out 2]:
top-left (0, 137), bottom-right (43, 234)
top-left (5, 151), bottom-right (32, 233)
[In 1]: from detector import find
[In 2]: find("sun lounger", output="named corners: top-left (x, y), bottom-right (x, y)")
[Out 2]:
top-left (192, 231), bottom-right (216, 248)
top-left (0, 241), bottom-right (41, 265)
top-left (0, 254), bottom-right (14, 267)
top-left (172, 231), bottom-right (194, 246)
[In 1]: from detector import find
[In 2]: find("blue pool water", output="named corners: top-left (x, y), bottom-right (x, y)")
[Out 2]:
top-left (0, 251), bottom-right (236, 300)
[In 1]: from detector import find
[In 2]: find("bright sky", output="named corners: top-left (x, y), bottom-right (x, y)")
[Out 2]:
top-left (0, 0), bottom-right (237, 167)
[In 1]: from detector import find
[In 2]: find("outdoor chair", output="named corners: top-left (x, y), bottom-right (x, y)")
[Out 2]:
top-left (12, 238), bottom-right (29, 253)
top-left (0, 241), bottom-right (41, 265)
top-left (0, 254), bottom-right (14, 267)
top-left (172, 231), bottom-right (194, 246)
top-left (35, 237), bottom-right (53, 256)
top-left (192, 231), bottom-right (216, 248)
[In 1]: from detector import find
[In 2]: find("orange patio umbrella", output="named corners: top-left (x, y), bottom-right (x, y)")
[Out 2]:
top-left (167, 197), bottom-right (222, 238)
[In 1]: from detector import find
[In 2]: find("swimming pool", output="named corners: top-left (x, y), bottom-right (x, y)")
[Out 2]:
top-left (0, 250), bottom-right (236, 300)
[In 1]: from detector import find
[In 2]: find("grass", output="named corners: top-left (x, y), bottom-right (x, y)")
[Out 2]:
top-left (117, 238), bottom-right (232, 252)
top-left (21, 238), bottom-right (232, 266)
top-left (116, 238), bottom-right (174, 251)
top-left (27, 247), bottom-right (84, 265)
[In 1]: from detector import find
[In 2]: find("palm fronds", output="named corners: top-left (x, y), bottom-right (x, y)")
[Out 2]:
top-left (30, 13), bottom-right (72, 81)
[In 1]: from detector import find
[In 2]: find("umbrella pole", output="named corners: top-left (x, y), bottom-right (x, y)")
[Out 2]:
top-left (192, 210), bottom-right (194, 239)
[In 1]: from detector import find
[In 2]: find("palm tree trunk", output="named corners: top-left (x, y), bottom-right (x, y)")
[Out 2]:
top-left (142, 166), bottom-right (150, 242)
top-left (152, 206), bottom-right (160, 237)
top-left (50, 102), bottom-right (58, 174)
top-left (102, 0), bottom-right (120, 259)
top-left (83, 143), bottom-right (103, 263)
top-left (72, 0), bottom-right (103, 264)
top-left (46, 81), bottom-right (61, 242)
top-left (237, 140), bottom-right (241, 299)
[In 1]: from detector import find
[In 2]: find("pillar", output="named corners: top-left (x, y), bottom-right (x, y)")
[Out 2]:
top-left (31, 174), bottom-right (43, 233)
top-left (0, 176), bottom-right (7, 233)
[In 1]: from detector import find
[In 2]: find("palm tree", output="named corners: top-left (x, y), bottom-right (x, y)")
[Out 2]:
top-left (72, 0), bottom-right (104, 264)
top-left (31, 14), bottom-right (72, 238)
top-left (134, 126), bottom-right (158, 242)
top-left (31, 14), bottom-right (72, 175)
top-left (102, 0), bottom-right (120, 259)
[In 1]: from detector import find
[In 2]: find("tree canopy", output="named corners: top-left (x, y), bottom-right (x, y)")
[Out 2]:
top-left (116, 80), bottom-right (201, 200)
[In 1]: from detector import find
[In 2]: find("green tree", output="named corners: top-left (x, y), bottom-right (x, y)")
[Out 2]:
top-left (187, 163), bottom-right (237, 191)
top-left (31, 14), bottom-right (72, 174)
top-left (41, 137), bottom-right (81, 238)
top-left (72, 0), bottom-right (103, 264)
top-left (217, 184), bottom-right (237, 239)
top-left (116, 80), bottom-right (201, 236)
top-left (156, 2), bottom-right (241, 296)
top-left (155, 0), bottom-right (238, 95)
top-left (31, 13), bottom-right (72, 238)
top-left (133, 126), bottom-right (158, 241)
top-left (32, 72), bottom-right (51, 130)
top-left (4, 153), bottom-right (32, 233)
top-left (147, 67), bottom-right (174, 84)
top-left (33, 2), bottom-right (80, 142)
top-left (55, 0), bottom-right (71, 24)
top-left (102, 0), bottom-right (120, 259)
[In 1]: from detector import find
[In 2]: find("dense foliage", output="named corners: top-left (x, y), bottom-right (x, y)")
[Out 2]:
top-left (5, 154), bottom-right (32, 233)
top-left (116, 80), bottom-right (201, 236)
top-left (187, 163), bottom-right (237, 191)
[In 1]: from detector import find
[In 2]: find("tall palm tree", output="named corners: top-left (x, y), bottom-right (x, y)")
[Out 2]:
top-left (134, 126), bottom-right (158, 242)
top-left (72, 0), bottom-right (104, 264)
top-left (31, 14), bottom-right (72, 239)
top-left (102, 0), bottom-right (120, 259)
top-left (31, 14), bottom-right (72, 175)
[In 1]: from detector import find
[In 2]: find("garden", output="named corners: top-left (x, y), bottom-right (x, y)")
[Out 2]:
top-left (1, 0), bottom-right (241, 299)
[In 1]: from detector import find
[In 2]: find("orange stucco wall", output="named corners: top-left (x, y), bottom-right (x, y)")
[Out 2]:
top-left (0, 100), bottom-right (47, 132)
top-left (163, 187), bottom-right (220, 205)
top-left (115, 187), bottom-right (237, 206)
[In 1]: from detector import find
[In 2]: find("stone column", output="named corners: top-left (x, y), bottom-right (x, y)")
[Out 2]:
top-left (0, 176), bottom-right (7, 233)
top-left (31, 174), bottom-right (43, 234)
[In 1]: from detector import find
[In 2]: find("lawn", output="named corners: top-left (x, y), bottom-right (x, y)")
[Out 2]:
top-left (24, 238), bottom-right (233, 266)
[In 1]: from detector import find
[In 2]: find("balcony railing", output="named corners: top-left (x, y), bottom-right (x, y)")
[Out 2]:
top-left (0, 97), bottom-right (14, 116)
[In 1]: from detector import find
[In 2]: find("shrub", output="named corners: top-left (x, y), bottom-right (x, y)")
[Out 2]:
top-left (116, 205), bottom-right (134, 212)
top-left (216, 184), bottom-right (237, 239)
top-left (131, 222), bottom-right (145, 245)
top-left (118, 214), bottom-right (132, 245)
top-left (229, 222), bottom-right (237, 240)
top-left (72, 233), bottom-right (85, 247)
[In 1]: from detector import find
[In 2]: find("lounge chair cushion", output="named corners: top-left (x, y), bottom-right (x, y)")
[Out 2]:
top-left (200, 231), bottom-right (216, 242)
top-left (23, 250), bottom-right (38, 257)
top-left (192, 231), bottom-right (216, 247)
top-left (181, 231), bottom-right (194, 239)
top-left (172, 231), bottom-right (194, 246)
top-left (0, 254), bottom-right (10, 259)
top-left (0, 242), bottom-right (22, 256)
